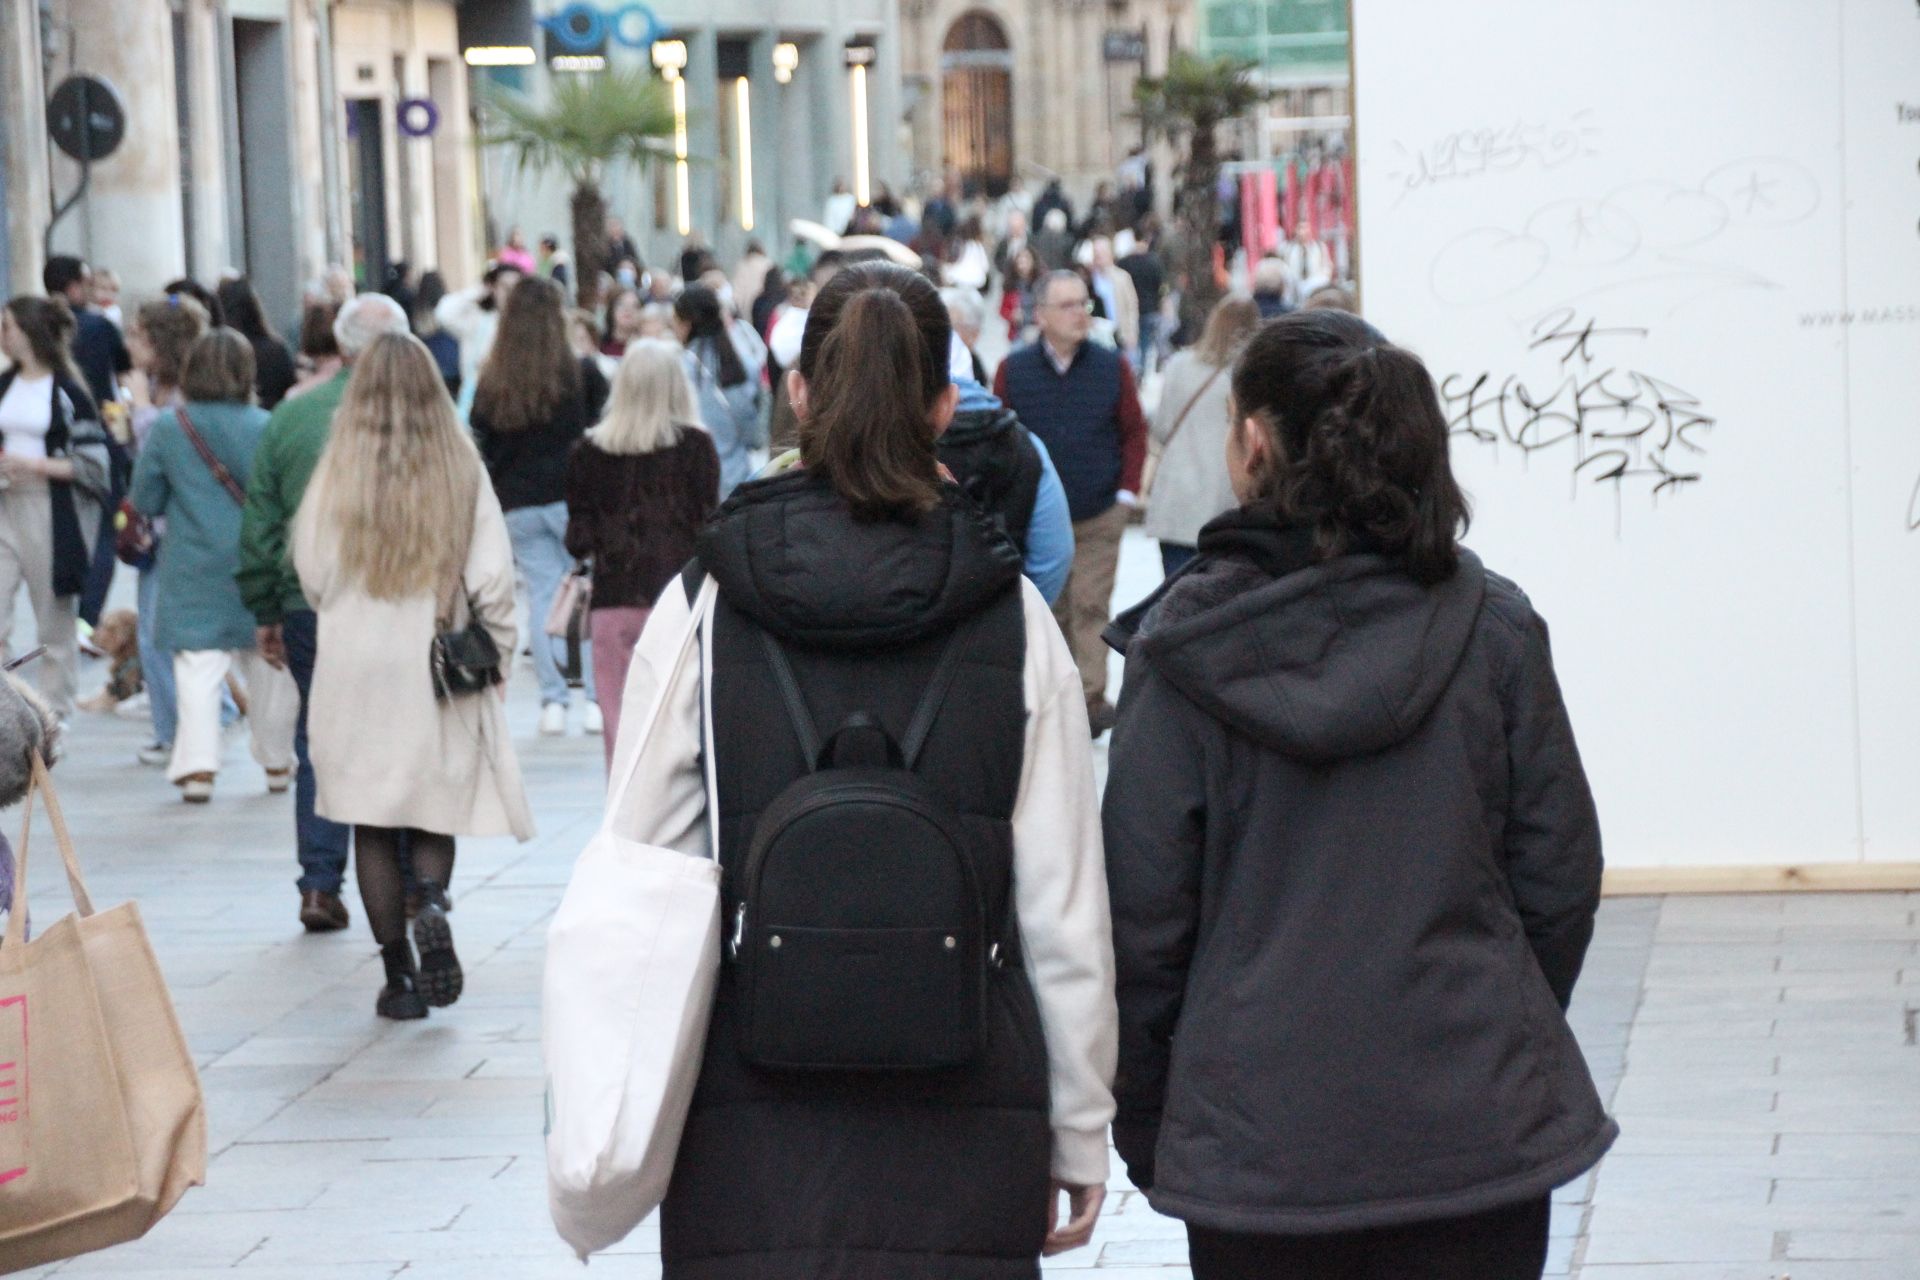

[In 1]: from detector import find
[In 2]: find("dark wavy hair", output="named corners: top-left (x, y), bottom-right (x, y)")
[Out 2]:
top-left (215, 277), bottom-right (278, 343)
top-left (1230, 310), bottom-right (1469, 585)
top-left (795, 261), bottom-right (952, 522)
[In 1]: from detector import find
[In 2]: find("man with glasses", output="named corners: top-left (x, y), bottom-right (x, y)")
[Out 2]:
top-left (995, 270), bottom-right (1147, 737)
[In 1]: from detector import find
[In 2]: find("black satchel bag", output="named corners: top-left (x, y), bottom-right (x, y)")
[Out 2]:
top-left (429, 523), bottom-right (503, 701)
top-left (728, 615), bottom-right (996, 1073)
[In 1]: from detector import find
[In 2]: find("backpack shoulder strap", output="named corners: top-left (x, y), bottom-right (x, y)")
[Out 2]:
top-left (900, 611), bottom-right (986, 770)
top-left (757, 630), bottom-right (823, 769)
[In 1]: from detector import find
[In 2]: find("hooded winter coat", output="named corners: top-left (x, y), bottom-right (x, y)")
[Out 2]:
top-left (1102, 510), bottom-right (1616, 1237)
top-left (605, 467), bottom-right (1117, 1279)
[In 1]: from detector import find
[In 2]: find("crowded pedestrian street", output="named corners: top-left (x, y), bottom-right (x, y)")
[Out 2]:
top-left (6, 0), bottom-right (1920, 1276)
top-left (6, 532), bottom-right (1918, 1279)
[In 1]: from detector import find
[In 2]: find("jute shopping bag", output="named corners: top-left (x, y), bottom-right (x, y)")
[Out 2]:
top-left (0, 753), bottom-right (206, 1273)
top-left (545, 578), bottom-right (721, 1259)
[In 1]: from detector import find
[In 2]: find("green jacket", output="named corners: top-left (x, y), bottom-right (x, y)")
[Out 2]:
top-left (236, 371), bottom-right (348, 624)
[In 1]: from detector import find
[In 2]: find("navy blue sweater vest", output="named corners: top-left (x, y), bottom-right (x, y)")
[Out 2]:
top-left (997, 343), bottom-right (1125, 522)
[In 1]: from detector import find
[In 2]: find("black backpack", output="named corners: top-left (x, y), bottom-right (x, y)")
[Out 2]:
top-left (728, 617), bottom-right (995, 1073)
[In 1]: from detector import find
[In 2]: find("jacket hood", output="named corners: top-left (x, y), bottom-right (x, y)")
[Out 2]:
top-left (1120, 514), bottom-right (1487, 763)
top-left (943, 403), bottom-right (1021, 445)
top-left (696, 467), bottom-right (1023, 651)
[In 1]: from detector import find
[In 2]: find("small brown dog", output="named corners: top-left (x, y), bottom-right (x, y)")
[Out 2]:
top-left (76, 609), bottom-right (143, 712)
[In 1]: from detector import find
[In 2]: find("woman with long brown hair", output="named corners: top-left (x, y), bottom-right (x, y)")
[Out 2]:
top-left (294, 333), bottom-right (532, 1020)
top-left (1143, 294), bottom-right (1262, 576)
top-left (602, 261), bottom-right (1116, 1277)
top-left (0, 296), bottom-right (113, 720)
top-left (470, 276), bottom-right (609, 737)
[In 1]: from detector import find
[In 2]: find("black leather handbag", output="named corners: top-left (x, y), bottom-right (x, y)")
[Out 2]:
top-left (429, 530), bottom-right (502, 701)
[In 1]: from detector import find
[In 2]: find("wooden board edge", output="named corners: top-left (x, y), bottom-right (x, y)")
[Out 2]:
top-left (1603, 864), bottom-right (1920, 897)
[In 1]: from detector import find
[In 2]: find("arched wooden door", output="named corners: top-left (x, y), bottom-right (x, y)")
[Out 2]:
top-left (941, 12), bottom-right (1014, 196)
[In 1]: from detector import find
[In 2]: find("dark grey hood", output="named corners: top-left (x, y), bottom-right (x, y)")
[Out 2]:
top-left (1133, 549), bottom-right (1488, 763)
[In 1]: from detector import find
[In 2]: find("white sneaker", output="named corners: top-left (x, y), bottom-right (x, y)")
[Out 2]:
top-left (539, 702), bottom-right (568, 736)
top-left (583, 701), bottom-right (604, 735)
top-left (179, 773), bottom-right (214, 804)
top-left (137, 741), bottom-right (171, 767)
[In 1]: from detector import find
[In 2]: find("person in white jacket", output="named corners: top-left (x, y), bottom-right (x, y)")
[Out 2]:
top-left (605, 259), bottom-right (1117, 1280)
top-left (432, 263), bottom-right (523, 412)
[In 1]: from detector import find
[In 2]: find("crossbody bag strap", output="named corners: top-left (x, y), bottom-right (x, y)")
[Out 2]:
top-left (176, 407), bottom-right (249, 504)
top-left (1158, 363), bottom-right (1226, 455)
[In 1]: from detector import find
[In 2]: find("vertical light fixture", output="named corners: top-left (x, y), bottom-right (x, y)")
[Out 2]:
top-left (850, 63), bottom-right (871, 207)
top-left (772, 42), bottom-right (798, 86)
top-left (735, 77), bottom-right (754, 231)
top-left (673, 76), bottom-right (692, 235)
top-left (654, 39), bottom-right (692, 237)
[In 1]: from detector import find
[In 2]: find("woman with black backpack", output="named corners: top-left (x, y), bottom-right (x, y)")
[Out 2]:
top-left (606, 260), bottom-right (1117, 1278)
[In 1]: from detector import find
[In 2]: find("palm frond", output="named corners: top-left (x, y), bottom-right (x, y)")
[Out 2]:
top-left (1133, 51), bottom-right (1271, 137)
top-left (479, 68), bottom-right (680, 187)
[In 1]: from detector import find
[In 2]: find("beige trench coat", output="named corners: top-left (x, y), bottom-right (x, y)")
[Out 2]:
top-left (292, 469), bottom-right (534, 841)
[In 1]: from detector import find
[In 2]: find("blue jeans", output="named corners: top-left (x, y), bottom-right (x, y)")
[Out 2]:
top-left (505, 501), bottom-right (592, 707)
top-left (136, 568), bottom-right (176, 746)
top-left (284, 609), bottom-right (351, 894)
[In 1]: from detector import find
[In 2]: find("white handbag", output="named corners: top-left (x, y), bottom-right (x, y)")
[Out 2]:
top-left (543, 578), bottom-right (721, 1259)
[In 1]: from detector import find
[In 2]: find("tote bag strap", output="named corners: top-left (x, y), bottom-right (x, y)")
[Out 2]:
top-left (603, 576), bottom-right (720, 836)
top-left (4, 752), bottom-right (94, 950)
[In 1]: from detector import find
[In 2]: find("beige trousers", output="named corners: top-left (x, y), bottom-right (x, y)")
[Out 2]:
top-left (0, 483), bottom-right (79, 718)
top-left (1051, 502), bottom-right (1129, 708)
top-left (169, 649), bottom-right (299, 783)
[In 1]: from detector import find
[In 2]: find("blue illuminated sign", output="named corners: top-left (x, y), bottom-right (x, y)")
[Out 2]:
top-left (539, 3), bottom-right (664, 53)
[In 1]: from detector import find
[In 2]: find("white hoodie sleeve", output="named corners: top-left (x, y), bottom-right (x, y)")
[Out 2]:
top-left (1010, 579), bottom-right (1119, 1187)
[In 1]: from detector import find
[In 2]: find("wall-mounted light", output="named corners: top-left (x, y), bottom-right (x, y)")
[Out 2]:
top-left (672, 74), bottom-right (691, 235)
top-left (735, 77), bottom-right (754, 231)
top-left (464, 45), bottom-right (536, 67)
top-left (772, 42), bottom-right (798, 85)
top-left (849, 60), bottom-right (871, 206)
top-left (651, 38), bottom-right (687, 81)
top-left (551, 54), bottom-right (608, 72)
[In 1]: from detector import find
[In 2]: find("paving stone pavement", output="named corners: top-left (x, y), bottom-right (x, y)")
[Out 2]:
top-left (11, 533), bottom-right (1918, 1278)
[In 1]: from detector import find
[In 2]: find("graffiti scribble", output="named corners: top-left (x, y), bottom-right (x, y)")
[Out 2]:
top-left (1443, 309), bottom-right (1717, 505)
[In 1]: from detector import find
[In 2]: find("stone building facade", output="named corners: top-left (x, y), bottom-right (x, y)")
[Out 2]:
top-left (898, 0), bottom-right (1195, 203)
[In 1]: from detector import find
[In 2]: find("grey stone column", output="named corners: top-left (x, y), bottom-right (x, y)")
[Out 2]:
top-left (744, 32), bottom-right (782, 248)
top-left (0, 0), bottom-right (51, 295)
top-left (867, 28), bottom-right (904, 193)
top-left (682, 24), bottom-right (720, 249)
top-left (52, 0), bottom-right (189, 294)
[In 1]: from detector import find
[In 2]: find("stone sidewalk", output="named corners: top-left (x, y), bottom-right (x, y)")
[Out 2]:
top-left (10, 537), bottom-right (1917, 1278)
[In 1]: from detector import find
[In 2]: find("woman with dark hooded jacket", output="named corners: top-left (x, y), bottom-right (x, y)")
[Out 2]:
top-left (605, 261), bottom-right (1117, 1279)
top-left (1102, 310), bottom-right (1616, 1280)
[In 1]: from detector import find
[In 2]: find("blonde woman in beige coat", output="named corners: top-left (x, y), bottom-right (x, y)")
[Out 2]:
top-left (293, 333), bottom-right (533, 1021)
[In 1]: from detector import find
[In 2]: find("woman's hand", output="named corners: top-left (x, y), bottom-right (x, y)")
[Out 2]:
top-left (1042, 1180), bottom-right (1105, 1256)
top-left (0, 454), bottom-right (43, 483)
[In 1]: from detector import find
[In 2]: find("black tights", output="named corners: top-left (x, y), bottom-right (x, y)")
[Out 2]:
top-left (354, 826), bottom-right (453, 947)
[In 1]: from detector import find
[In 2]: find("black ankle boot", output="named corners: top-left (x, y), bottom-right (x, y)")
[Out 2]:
top-left (376, 940), bottom-right (429, 1020)
top-left (412, 882), bottom-right (464, 1009)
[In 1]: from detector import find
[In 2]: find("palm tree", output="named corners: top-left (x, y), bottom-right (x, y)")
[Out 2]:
top-left (480, 68), bottom-right (679, 310)
top-left (1134, 52), bottom-right (1272, 340)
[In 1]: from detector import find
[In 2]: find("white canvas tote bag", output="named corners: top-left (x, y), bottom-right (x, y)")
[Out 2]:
top-left (544, 578), bottom-right (721, 1259)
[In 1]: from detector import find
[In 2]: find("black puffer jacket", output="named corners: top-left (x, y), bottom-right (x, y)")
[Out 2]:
top-left (661, 468), bottom-right (1054, 1280)
top-left (937, 406), bottom-right (1044, 556)
top-left (1102, 510), bottom-right (1616, 1235)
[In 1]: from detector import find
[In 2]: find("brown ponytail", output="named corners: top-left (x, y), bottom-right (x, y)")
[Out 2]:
top-left (795, 261), bottom-right (951, 522)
